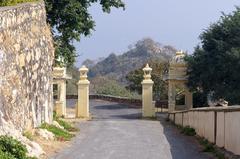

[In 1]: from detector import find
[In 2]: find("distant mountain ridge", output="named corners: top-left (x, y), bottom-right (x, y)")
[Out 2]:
top-left (82, 38), bottom-right (177, 83)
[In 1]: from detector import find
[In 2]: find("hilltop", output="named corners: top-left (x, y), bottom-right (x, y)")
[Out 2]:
top-left (84, 38), bottom-right (176, 82)
top-left (67, 38), bottom-right (177, 95)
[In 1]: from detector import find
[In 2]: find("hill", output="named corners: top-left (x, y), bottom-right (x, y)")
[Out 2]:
top-left (67, 38), bottom-right (177, 95)
top-left (85, 38), bottom-right (176, 83)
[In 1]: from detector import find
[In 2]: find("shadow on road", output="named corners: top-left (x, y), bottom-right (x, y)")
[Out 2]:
top-left (157, 113), bottom-right (214, 159)
top-left (110, 113), bottom-right (142, 119)
top-left (94, 104), bottom-right (129, 110)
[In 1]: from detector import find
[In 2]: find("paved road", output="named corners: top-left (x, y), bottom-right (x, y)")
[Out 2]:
top-left (52, 100), bottom-right (214, 159)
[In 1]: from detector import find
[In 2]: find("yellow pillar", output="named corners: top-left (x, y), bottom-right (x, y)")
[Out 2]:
top-left (142, 64), bottom-right (155, 117)
top-left (76, 66), bottom-right (90, 118)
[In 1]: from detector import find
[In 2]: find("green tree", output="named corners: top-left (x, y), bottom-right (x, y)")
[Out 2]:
top-left (126, 60), bottom-right (169, 100)
top-left (186, 7), bottom-right (240, 105)
top-left (45, 0), bottom-right (125, 66)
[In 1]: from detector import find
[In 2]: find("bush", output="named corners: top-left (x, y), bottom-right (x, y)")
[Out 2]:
top-left (0, 149), bottom-right (15, 159)
top-left (57, 119), bottom-right (79, 132)
top-left (0, 136), bottom-right (35, 159)
top-left (23, 131), bottom-right (33, 141)
top-left (40, 123), bottom-right (74, 141)
top-left (0, 0), bottom-right (37, 6)
top-left (53, 111), bottom-right (79, 132)
top-left (181, 126), bottom-right (196, 136)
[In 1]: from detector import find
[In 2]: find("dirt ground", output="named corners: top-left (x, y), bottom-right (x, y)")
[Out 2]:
top-left (34, 108), bottom-right (86, 159)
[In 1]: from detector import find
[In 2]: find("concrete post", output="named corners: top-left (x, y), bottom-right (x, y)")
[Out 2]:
top-left (142, 64), bottom-right (155, 117)
top-left (76, 65), bottom-right (90, 118)
top-left (185, 88), bottom-right (193, 109)
top-left (53, 67), bottom-right (71, 117)
top-left (168, 82), bottom-right (176, 113)
top-left (59, 80), bottom-right (66, 116)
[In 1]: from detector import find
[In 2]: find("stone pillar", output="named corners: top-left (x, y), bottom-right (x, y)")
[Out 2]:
top-left (53, 67), bottom-right (71, 117)
top-left (168, 81), bottom-right (176, 112)
top-left (185, 88), bottom-right (193, 109)
top-left (54, 80), bottom-right (67, 117)
top-left (76, 66), bottom-right (90, 118)
top-left (142, 64), bottom-right (155, 117)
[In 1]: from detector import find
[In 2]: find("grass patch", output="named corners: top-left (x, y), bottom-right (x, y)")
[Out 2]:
top-left (23, 131), bottom-right (34, 141)
top-left (53, 111), bottom-right (79, 132)
top-left (57, 119), bottom-right (79, 132)
top-left (142, 116), bottom-right (158, 120)
top-left (181, 126), bottom-right (196, 136)
top-left (0, 135), bottom-right (36, 159)
top-left (198, 138), bottom-right (225, 159)
top-left (40, 123), bottom-right (74, 141)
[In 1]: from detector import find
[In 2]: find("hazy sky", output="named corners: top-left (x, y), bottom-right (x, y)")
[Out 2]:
top-left (75, 0), bottom-right (239, 66)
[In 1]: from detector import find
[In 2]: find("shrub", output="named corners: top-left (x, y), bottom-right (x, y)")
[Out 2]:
top-left (181, 126), bottom-right (196, 136)
top-left (199, 138), bottom-right (215, 152)
top-left (23, 131), bottom-right (33, 141)
top-left (53, 111), bottom-right (58, 121)
top-left (57, 119), bottom-right (79, 132)
top-left (0, 149), bottom-right (15, 159)
top-left (0, 0), bottom-right (37, 6)
top-left (40, 123), bottom-right (74, 141)
top-left (0, 136), bottom-right (35, 159)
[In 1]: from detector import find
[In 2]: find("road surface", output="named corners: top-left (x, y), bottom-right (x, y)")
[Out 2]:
top-left (52, 100), bottom-right (214, 159)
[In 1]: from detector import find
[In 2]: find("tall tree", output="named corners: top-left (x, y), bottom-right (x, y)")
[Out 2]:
top-left (186, 7), bottom-right (240, 105)
top-left (45, 0), bottom-right (125, 66)
top-left (126, 60), bottom-right (169, 100)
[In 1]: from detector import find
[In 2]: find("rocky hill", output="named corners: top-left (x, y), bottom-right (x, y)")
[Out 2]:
top-left (85, 38), bottom-right (177, 83)
top-left (67, 38), bottom-right (177, 95)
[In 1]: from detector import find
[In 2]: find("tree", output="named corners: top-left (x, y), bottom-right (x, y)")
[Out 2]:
top-left (126, 60), bottom-right (169, 100)
top-left (186, 7), bottom-right (240, 105)
top-left (45, 0), bottom-right (125, 66)
top-left (91, 76), bottom-right (135, 97)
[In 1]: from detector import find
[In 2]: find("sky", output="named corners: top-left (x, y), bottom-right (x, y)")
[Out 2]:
top-left (74, 0), bottom-right (239, 66)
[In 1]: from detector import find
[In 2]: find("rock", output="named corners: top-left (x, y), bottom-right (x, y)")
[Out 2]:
top-left (53, 121), bottom-right (64, 130)
top-left (35, 128), bottom-right (55, 140)
top-left (22, 137), bottom-right (45, 158)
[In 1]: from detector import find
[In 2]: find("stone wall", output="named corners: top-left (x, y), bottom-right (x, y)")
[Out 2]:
top-left (169, 106), bottom-right (240, 155)
top-left (0, 1), bottom-right (54, 132)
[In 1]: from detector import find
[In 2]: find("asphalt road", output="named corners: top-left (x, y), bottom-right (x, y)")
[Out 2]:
top-left (52, 100), bottom-right (214, 159)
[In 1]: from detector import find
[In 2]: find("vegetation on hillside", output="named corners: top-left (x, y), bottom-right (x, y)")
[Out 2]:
top-left (90, 76), bottom-right (140, 98)
top-left (0, 0), bottom-right (37, 6)
top-left (186, 7), bottom-right (240, 105)
top-left (87, 38), bottom-right (176, 83)
top-left (67, 38), bottom-right (176, 98)
top-left (66, 66), bottom-right (79, 95)
top-left (126, 60), bottom-right (169, 100)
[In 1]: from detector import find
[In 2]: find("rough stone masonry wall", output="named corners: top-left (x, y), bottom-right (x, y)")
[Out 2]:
top-left (0, 1), bottom-right (54, 132)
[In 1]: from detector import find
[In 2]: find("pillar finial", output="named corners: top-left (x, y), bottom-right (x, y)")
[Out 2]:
top-left (143, 63), bottom-right (152, 80)
top-left (79, 65), bottom-right (89, 80)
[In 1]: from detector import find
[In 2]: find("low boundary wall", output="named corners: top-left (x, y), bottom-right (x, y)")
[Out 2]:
top-left (66, 94), bottom-right (168, 109)
top-left (169, 106), bottom-right (240, 155)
